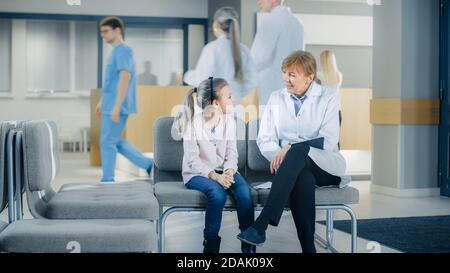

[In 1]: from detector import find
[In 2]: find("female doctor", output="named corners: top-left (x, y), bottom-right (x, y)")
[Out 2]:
top-left (184, 7), bottom-right (257, 108)
top-left (237, 50), bottom-right (350, 253)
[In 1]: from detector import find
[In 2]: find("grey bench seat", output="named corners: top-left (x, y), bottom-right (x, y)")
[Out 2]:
top-left (256, 186), bottom-right (359, 206)
top-left (0, 219), bottom-right (156, 253)
top-left (0, 122), bottom-right (158, 253)
top-left (22, 120), bottom-right (159, 220)
top-left (154, 181), bottom-right (258, 207)
top-left (0, 221), bottom-right (6, 233)
top-left (154, 116), bottom-right (359, 253)
top-left (47, 181), bottom-right (159, 219)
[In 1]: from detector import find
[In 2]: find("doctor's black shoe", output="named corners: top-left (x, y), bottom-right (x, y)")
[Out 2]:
top-left (237, 227), bottom-right (266, 246)
top-left (241, 241), bottom-right (256, 253)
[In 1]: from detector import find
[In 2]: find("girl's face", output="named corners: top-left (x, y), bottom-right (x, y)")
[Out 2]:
top-left (282, 66), bottom-right (315, 96)
top-left (214, 85), bottom-right (234, 114)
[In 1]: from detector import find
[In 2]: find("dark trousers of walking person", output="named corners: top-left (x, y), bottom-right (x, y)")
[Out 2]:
top-left (256, 143), bottom-right (341, 253)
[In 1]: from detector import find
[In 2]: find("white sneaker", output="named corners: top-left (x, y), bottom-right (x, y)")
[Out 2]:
top-left (339, 176), bottom-right (351, 188)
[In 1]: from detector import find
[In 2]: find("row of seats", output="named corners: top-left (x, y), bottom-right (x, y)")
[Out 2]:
top-left (0, 117), bottom-right (359, 253)
top-left (152, 116), bottom-right (359, 253)
top-left (0, 121), bottom-right (158, 253)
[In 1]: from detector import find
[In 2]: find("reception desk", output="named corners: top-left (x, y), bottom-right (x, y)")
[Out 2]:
top-left (90, 86), bottom-right (371, 166)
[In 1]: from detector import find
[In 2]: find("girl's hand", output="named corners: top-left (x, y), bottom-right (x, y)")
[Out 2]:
top-left (224, 168), bottom-right (235, 180)
top-left (270, 145), bottom-right (291, 174)
top-left (210, 171), bottom-right (233, 189)
top-left (218, 173), bottom-right (234, 189)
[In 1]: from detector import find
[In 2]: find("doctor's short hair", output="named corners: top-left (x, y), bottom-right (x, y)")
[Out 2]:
top-left (282, 50), bottom-right (319, 83)
top-left (100, 16), bottom-right (125, 36)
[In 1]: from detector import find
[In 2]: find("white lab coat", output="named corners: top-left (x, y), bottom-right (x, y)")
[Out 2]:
top-left (251, 5), bottom-right (305, 106)
top-left (257, 81), bottom-right (346, 177)
top-left (184, 35), bottom-right (257, 105)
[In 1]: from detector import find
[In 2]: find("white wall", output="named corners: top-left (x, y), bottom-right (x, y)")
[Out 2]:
top-left (0, 0), bottom-right (208, 18)
top-left (188, 25), bottom-right (205, 70)
top-left (0, 0), bottom-right (209, 144)
top-left (0, 20), bottom-right (90, 143)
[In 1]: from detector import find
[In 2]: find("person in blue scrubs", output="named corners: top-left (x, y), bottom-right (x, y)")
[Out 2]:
top-left (96, 16), bottom-right (153, 183)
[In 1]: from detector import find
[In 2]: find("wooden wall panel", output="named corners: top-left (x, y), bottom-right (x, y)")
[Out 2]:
top-left (370, 98), bottom-right (440, 125)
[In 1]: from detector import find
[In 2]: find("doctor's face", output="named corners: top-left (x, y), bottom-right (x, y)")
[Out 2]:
top-left (257, 0), bottom-right (275, 13)
top-left (282, 67), bottom-right (315, 96)
top-left (215, 85), bottom-right (235, 114)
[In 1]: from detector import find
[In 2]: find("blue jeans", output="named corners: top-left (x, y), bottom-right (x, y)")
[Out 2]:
top-left (100, 114), bottom-right (153, 182)
top-left (186, 173), bottom-right (254, 239)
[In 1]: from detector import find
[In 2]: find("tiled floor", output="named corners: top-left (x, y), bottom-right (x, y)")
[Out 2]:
top-left (2, 152), bottom-right (450, 253)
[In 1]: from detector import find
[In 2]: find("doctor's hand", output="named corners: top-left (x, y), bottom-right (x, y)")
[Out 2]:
top-left (270, 145), bottom-right (291, 174)
top-left (111, 106), bottom-right (120, 123)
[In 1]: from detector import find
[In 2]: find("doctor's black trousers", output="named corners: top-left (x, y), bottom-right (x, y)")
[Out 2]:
top-left (260, 142), bottom-right (341, 253)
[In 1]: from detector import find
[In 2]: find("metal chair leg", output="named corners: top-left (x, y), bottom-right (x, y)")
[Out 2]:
top-left (326, 209), bottom-right (334, 246)
top-left (315, 205), bottom-right (358, 253)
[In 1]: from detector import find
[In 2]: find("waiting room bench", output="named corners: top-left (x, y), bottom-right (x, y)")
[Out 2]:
top-left (153, 116), bottom-right (359, 253)
top-left (0, 121), bottom-right (157, 253)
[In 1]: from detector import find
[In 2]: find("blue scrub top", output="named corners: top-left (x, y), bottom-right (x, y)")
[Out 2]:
top-left (101, 43), bottom-right (137, 115)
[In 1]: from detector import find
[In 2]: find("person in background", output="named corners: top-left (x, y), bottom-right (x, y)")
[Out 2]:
top-left (184, 7), bottom-right (257, 109)
top-left (96, 16), bottom-right (153, 183)
top-left (174, 77), bottom-right (255, 253)
top-left (138, 60), bottom-right (158, 85)
top-left (317, 50), bottom-right (343, 90)
top-left (251, 0), bottom-right (304, 107)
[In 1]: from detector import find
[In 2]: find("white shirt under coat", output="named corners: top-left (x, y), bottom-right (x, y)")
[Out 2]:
top-left (251, 5), bottom-right (305, 106)
top-left (257, 81), bottom-right (347, 177)
top-left (184, 35), bottom-right (257, 105)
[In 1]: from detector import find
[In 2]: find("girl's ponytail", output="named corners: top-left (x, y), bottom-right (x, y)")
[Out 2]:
top-left (174, 87), bottom-right (197, 135)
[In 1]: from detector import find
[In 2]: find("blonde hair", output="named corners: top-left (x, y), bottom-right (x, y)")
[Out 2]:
top-left (320, 50), bottom-right (342, 87)
top-left (282, 50), bottom-right (319, 82)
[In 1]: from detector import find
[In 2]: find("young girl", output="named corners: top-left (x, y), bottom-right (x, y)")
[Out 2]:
top-left (174, 77), bottom-right (255, 253)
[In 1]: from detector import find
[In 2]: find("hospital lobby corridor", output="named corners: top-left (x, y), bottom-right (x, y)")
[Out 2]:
top-left (2, 152), bottom-right (449, 253)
